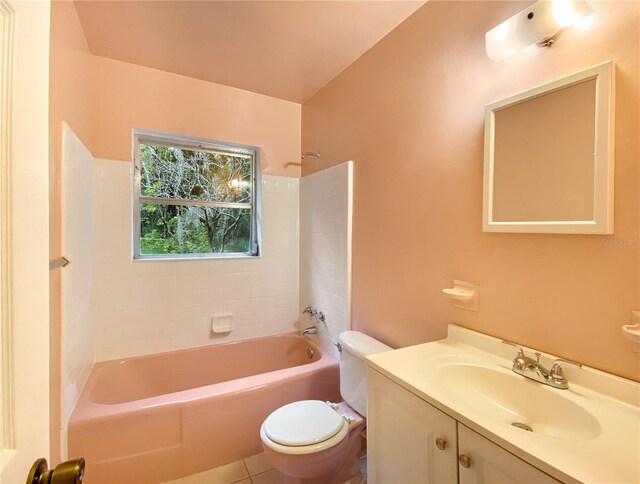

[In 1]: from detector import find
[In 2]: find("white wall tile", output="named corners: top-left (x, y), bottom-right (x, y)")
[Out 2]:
top-left (60, 124), bottom-right (96, 459)
top-left (299, 162), bottom-right (352, 358)
top-left (93, 161), bottom-right (300, 361)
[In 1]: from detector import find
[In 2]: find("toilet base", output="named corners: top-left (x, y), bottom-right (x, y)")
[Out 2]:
top-left (264, 434), bottom-right (363, 484)
top-left (281, 454), bottom-right (363, 484)
top-left (262, 403), bottom-right (365, 484)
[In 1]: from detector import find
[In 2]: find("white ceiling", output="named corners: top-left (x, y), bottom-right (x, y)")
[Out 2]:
top-left (74, 1), bottom-right (425, 103)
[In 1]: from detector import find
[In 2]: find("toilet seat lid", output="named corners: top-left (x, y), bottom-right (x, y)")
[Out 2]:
top-left (263, 400), bottom-right (345, 446)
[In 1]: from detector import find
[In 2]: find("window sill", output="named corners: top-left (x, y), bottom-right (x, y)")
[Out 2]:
top-left (132, 253), bottom-right (261, 262)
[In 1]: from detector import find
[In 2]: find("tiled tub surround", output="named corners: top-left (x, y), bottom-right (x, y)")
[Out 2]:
top-left (69, 333), bottom-right (340, 483)
top-left (60, 124), bottom-right (96, 459)
top-left (300, 161), bottom-right (352, 358)
top-left (92, 159), bottom-right (300, 361)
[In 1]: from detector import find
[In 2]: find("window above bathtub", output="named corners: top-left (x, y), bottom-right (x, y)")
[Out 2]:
top-left (132, 130), bottom-right (261, 260)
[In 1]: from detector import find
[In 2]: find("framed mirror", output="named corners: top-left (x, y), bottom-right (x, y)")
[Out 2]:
top-left (483, 61), bottom-right (614, 234)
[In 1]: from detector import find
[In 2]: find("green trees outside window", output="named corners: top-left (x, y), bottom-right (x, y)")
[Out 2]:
top-left (134, 134), bottom-right (258, 258)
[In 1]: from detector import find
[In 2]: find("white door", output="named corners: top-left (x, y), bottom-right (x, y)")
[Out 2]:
top-left (0, 1), bottom-right (51, 483)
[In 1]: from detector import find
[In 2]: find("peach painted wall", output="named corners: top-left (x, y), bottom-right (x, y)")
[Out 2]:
top-left (49, 0), bottom-right (94, 464)
top-left (302, 1), bottom-right (640, 381)
top-left (89, 55), bottom-right (301, 177)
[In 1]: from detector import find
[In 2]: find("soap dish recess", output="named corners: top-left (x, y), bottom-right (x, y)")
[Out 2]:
top-left (442, 288), bottom-right (474, 300)
top-left (443, 280), bottom-right (478, 311)
top-left (211, 313), bottom-right (233, 333)
top-left (622, 311), bottom-right (640, 352)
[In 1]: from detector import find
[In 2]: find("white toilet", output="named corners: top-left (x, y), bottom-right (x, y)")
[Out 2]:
top-left (260, 331), bottom-right (391, 484)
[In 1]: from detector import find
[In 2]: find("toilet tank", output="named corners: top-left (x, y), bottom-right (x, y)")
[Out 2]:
top-left (338, 331), bottom-right (392, 416)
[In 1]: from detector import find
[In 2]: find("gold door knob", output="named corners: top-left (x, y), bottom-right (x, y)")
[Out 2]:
top-left (458, 454), bottom-right (472, 468)
top-left (51, 458), bottom-right (85, 484)
top-left (27, 457), bottom-right (85, 484)
top-left (435, 437), bottom-right (447, 450)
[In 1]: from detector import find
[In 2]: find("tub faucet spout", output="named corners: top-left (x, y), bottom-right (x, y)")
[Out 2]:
top-left (301, 326), bottom-right (318, 336)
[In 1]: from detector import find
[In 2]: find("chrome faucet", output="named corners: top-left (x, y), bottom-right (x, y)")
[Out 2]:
top-left (302, 306), bottom-right (325, 323)
top-left (502, 340), bottom-right (582, 390)
top-left (301, 326), bottom-right (318, 336)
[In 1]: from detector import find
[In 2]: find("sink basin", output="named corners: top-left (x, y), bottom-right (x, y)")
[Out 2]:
top-left (434, 364), bottom-right (601, 440)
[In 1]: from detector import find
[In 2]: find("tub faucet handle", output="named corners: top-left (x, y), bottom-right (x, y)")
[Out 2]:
top-left (302, 306), bottom-right (325, 323)
top-left (303, 306), bottom-right (319, 317)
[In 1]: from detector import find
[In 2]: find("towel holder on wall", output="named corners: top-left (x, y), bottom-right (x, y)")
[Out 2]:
top-left (49, 256), bottom-right (70, 271)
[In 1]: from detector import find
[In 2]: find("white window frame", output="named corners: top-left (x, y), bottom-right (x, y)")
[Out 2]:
top-left (132, 130), bottom-right (261, 260)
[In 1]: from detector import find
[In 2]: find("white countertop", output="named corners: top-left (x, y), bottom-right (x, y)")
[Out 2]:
top-left (366, 325), bottom-right (640, 484)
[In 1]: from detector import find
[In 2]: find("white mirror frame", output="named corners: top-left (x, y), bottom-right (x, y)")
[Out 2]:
top-left (483, 61), bottom-right (615, 234)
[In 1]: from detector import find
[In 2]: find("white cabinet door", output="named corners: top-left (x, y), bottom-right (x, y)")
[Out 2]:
top-left (458, 425), bottom-right (561, 484)
top-left (367, 369), bottom-right (457, 484)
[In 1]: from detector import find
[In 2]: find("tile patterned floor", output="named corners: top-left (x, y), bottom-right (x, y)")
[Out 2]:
top-left (163, 452), bottom-right (366, 484)
top-left (162, 453), bottom-right (283, 484)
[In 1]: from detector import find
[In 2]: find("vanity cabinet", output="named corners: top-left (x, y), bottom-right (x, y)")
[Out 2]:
top-left (367, 369), bottom-right (458, 483)
top-left (367, 369), bottom-right (562, 484)
top-left (458, 425), bottom-right (561, 484)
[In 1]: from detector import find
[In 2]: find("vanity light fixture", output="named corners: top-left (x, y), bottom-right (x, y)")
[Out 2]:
top-left (485, 0), bottom-right (595, 62)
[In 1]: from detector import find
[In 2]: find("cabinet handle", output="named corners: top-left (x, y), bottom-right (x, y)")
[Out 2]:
top-left (435, 437), bottom-right (447, 450)
top-left (458, 454), bottom-right (472, 468)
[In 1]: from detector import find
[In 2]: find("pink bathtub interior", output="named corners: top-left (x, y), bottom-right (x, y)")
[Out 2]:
top-left (68, 333), bottom-right (340, 483)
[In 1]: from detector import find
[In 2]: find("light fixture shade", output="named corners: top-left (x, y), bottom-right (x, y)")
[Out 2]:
top-left (485, 0), bottom-right (594, 62)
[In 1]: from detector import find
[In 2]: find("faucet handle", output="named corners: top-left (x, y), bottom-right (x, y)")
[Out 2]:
top-left (501, 340), bottom-right (525, 356)
top-left (501, 341), bottom-right (528, 372)
top-left (550, 358), bottom-right (582, 379)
